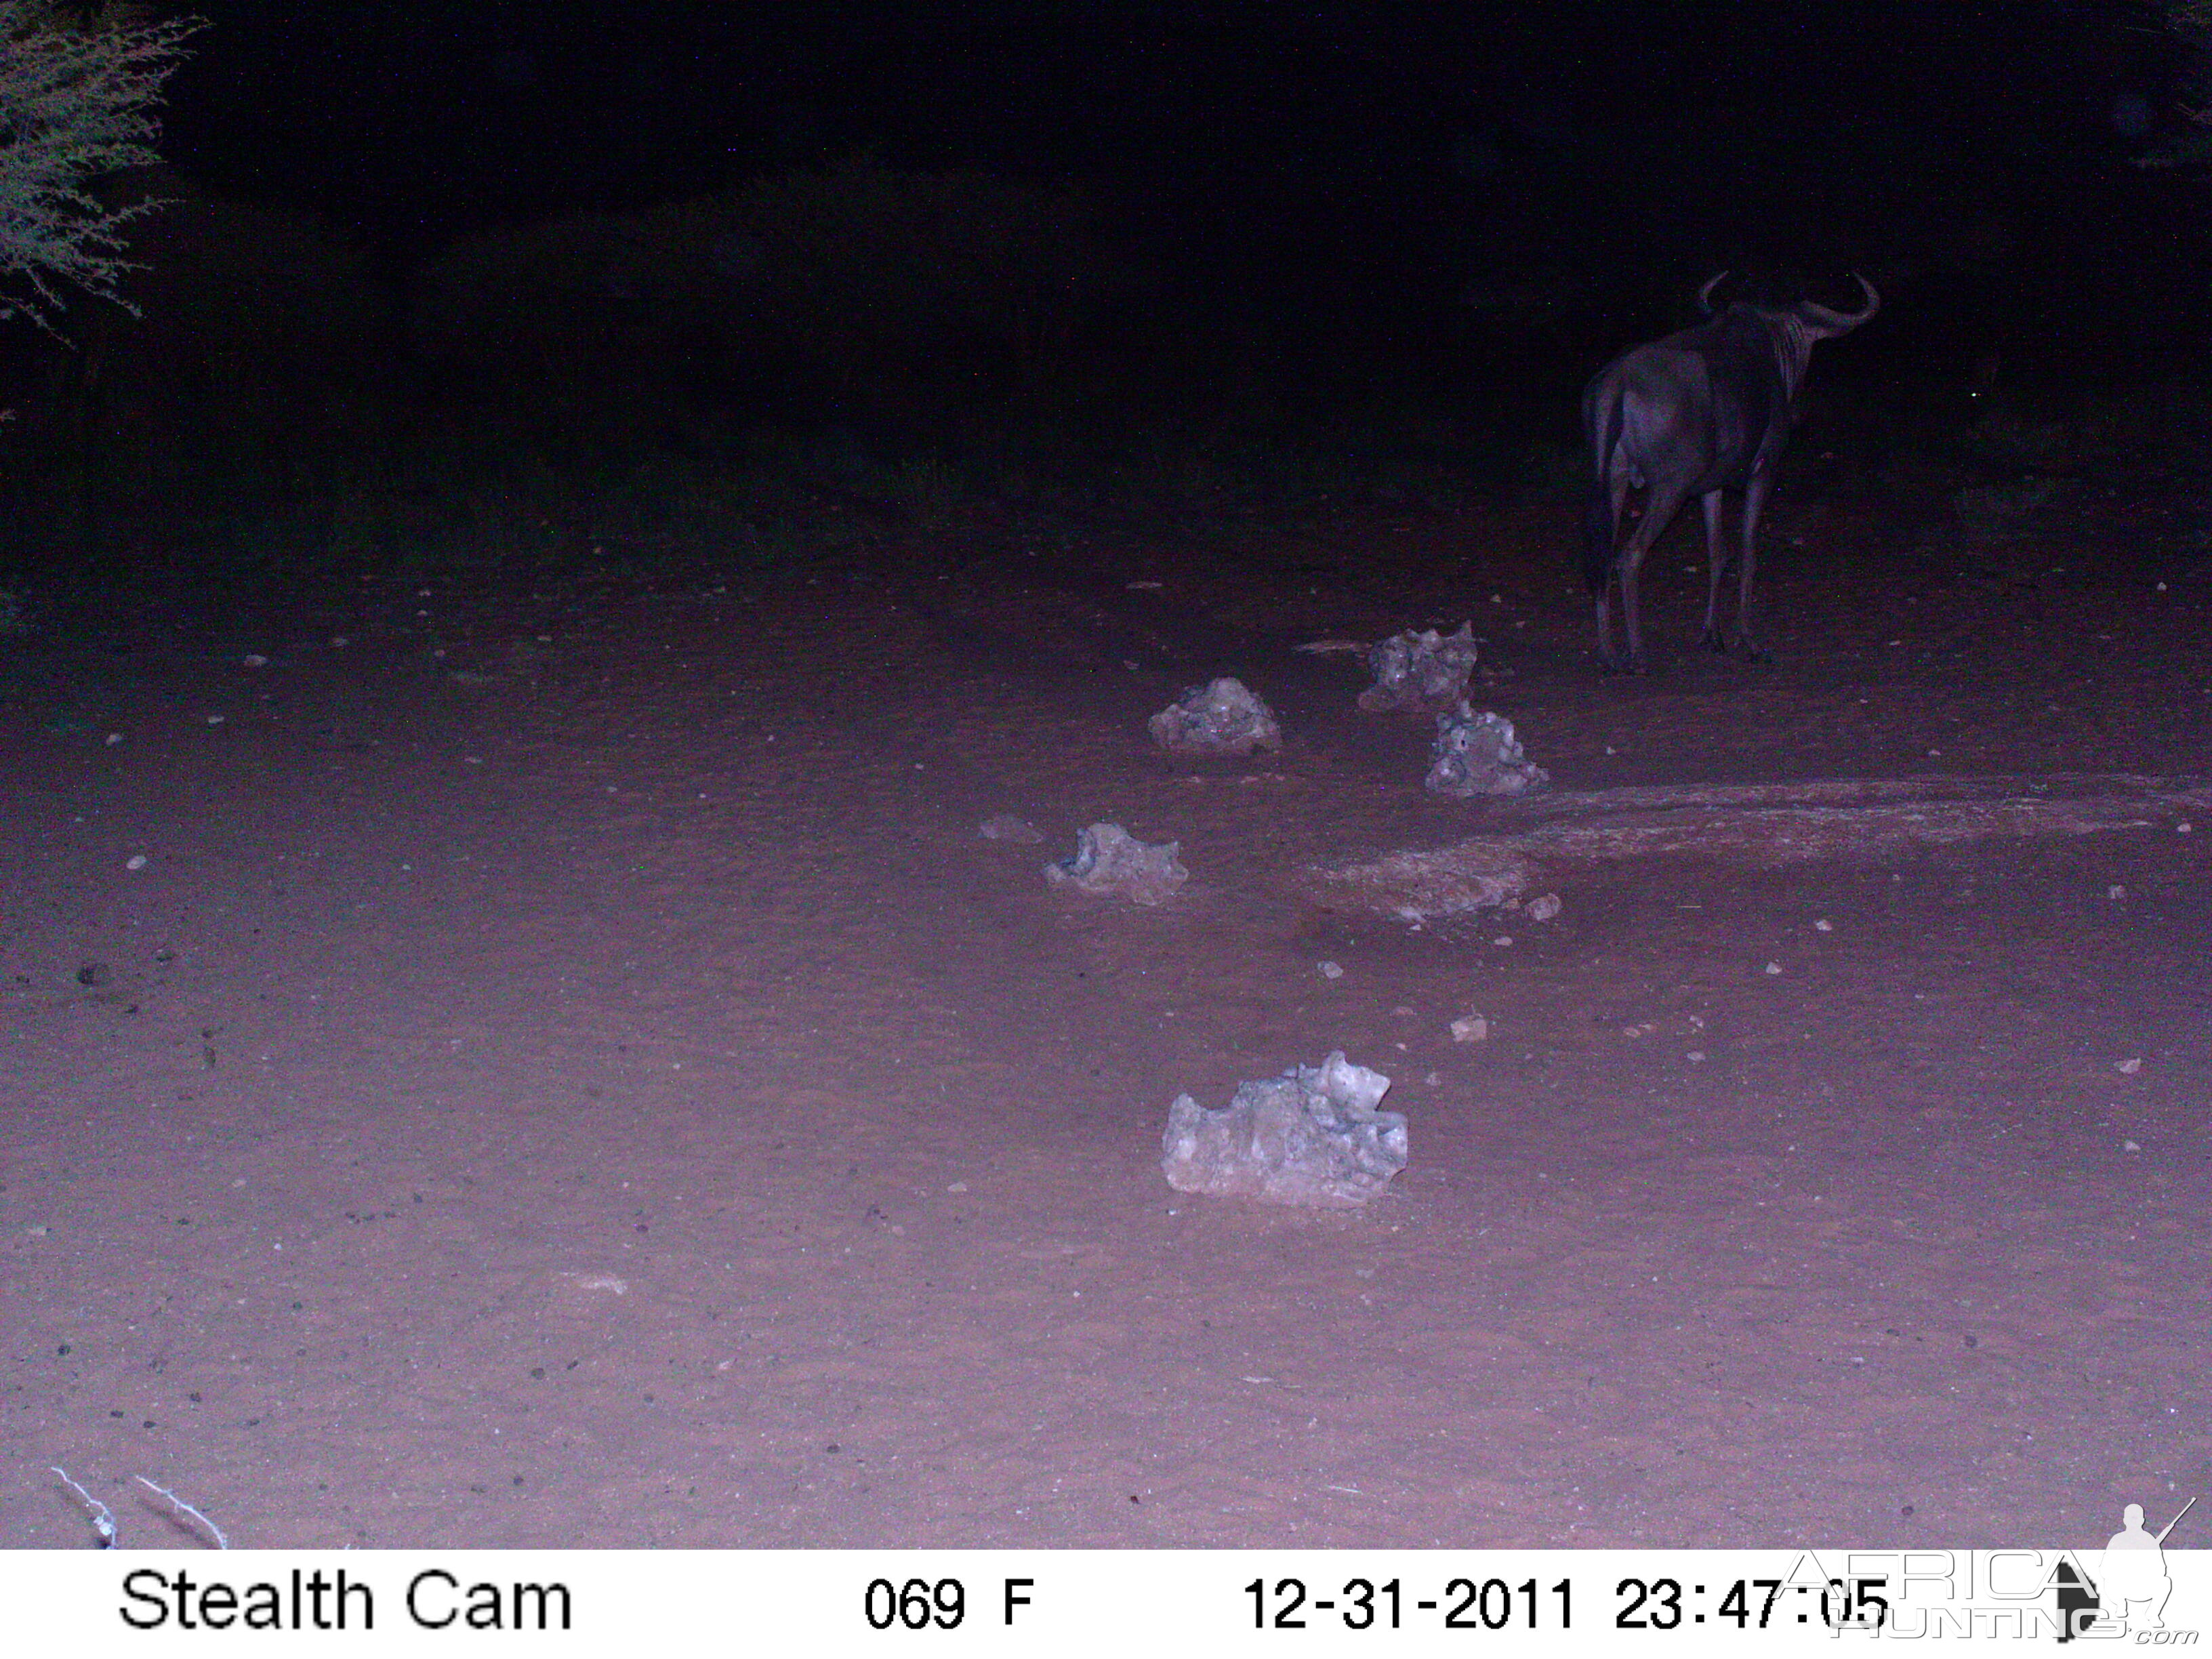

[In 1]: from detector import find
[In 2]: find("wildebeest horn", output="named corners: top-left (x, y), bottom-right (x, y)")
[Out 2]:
top-left (1797, 272), bottom-right (1880, 333)
top-left (1697, 271), bottom-right (1730, 314)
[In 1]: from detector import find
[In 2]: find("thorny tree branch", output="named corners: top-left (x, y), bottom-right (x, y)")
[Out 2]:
top-left (0, 2), bottom-right (204, 335)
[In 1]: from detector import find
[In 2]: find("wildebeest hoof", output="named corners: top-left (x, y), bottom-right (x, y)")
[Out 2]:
top-left (1601, 655), bottom-right (1652, 677)
top-left (1700, 629), bottom-right (1728, 654)
top-left (1737, 640), bottom-right (1774, 664)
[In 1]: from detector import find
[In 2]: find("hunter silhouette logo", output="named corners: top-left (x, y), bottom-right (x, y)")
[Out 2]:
top-left (2057, 1496), bottom-right (2196, 1641)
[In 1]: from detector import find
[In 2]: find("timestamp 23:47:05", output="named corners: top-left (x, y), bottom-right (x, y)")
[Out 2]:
top-left (1246, 1574), bottom-right (1892, 1631)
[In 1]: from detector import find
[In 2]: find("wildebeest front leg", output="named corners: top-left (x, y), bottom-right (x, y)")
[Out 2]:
top-left (1698, 491), bottom-right (1731, 651)
top-left (1732, 470), bottom-right (1775, 661)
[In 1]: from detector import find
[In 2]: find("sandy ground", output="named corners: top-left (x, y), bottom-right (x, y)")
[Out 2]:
top-left (3, 495), bottom-right (2209, 1551)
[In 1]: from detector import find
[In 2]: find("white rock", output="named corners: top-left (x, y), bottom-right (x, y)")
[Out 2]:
top-left (1148, 677), bottom-right (1283, 756)
top-left (1161, 1050), bottom-right (1407, 1208)
top-left (1044, 823), bottom-right (1188, 906)
top-left (1359, 623), bottom-right (1479, 714)
top-left (1425, 703), bottom-right (1550, 799)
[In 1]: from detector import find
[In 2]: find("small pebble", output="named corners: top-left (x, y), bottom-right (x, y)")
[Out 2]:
top-left (1492, 936), bottom-right (1513, 947)
top-left (125, 854), bottom-right (148, 871)
top-left (2116, 1058), bottom-right (2142, 1075)
top-left (104, 733), bottom-right (123, 746)
top-left (242, 653), bottom-right (268, 668)
top-left (2122, 1140), bottom-right (2142, 1153)
top-left (2108, 885), bottom-right (2126, 901)
top-left (1763, 961), bottom-right (1782, 975)
top-left (1450, 1015), bottom-right (1488, 1043)
top-left (1814, 919), bottom-right (1832, 932)
top-left (1525, 893), bottom-right (1562, 922)
top-left (1686, 1050), bottom-right (1707, 1063)
top-left (1317, 960), bottom-right (1343, 980)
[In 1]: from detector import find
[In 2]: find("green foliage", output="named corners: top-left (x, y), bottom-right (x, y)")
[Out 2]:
top-left (0, 2), bottom-right (203, 333)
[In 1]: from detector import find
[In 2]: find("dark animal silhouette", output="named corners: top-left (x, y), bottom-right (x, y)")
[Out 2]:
top-left (1582, 272), bottom-right (1879, 671)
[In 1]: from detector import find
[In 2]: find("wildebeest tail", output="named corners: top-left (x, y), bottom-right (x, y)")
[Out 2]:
top-left (1582, 388), bottom-right (1624, 594)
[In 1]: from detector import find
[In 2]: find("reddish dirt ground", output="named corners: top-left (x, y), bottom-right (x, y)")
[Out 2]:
top-left (3, 495), bottom-right (2209, 1550)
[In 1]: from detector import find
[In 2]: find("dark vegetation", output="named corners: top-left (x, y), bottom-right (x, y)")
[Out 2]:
top-left (3, 9), bottom-right (2211, 619)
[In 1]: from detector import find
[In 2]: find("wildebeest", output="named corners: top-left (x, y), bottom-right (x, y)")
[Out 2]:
top-left (1582, 272), bottom-right (1879, 672)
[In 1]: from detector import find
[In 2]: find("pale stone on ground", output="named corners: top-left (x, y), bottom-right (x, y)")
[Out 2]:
top-left (1359, 623), bottom-right (1479, 714)
top-left (1162, 1051), bottom-right (1408, 1209)
top-left (1426, 703), bottom-right (1551, 798)
top-left (1044, 822), bottom-right (1188, 905)
top-left (1149, 676), bottom-right (1284, 756)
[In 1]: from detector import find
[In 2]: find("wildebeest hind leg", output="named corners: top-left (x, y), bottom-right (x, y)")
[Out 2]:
top-left (1734, 472), bottom-right (1775, 661)
top-left (1593, 470), bottom-right (1635, 670)
top-left (1616, 480), bottom-right (1689, 673)
top-left (1698, 491), bottom-right (1731, 651)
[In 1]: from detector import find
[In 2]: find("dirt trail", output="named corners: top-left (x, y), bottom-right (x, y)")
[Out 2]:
top-left (4, 520), bottom-right (2209, 1548)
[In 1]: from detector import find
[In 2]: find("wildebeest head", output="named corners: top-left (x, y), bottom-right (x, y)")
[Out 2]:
top-left (1689, 276), bottom-right (1884, 403)
top-left (1698, 272), bottom-right (1882, 383)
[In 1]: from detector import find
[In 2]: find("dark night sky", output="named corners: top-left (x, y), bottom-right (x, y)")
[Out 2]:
top-left (62, 1), bottom-right (2212, 381)
top-left (159, 4), bottom-right (2182, 247)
